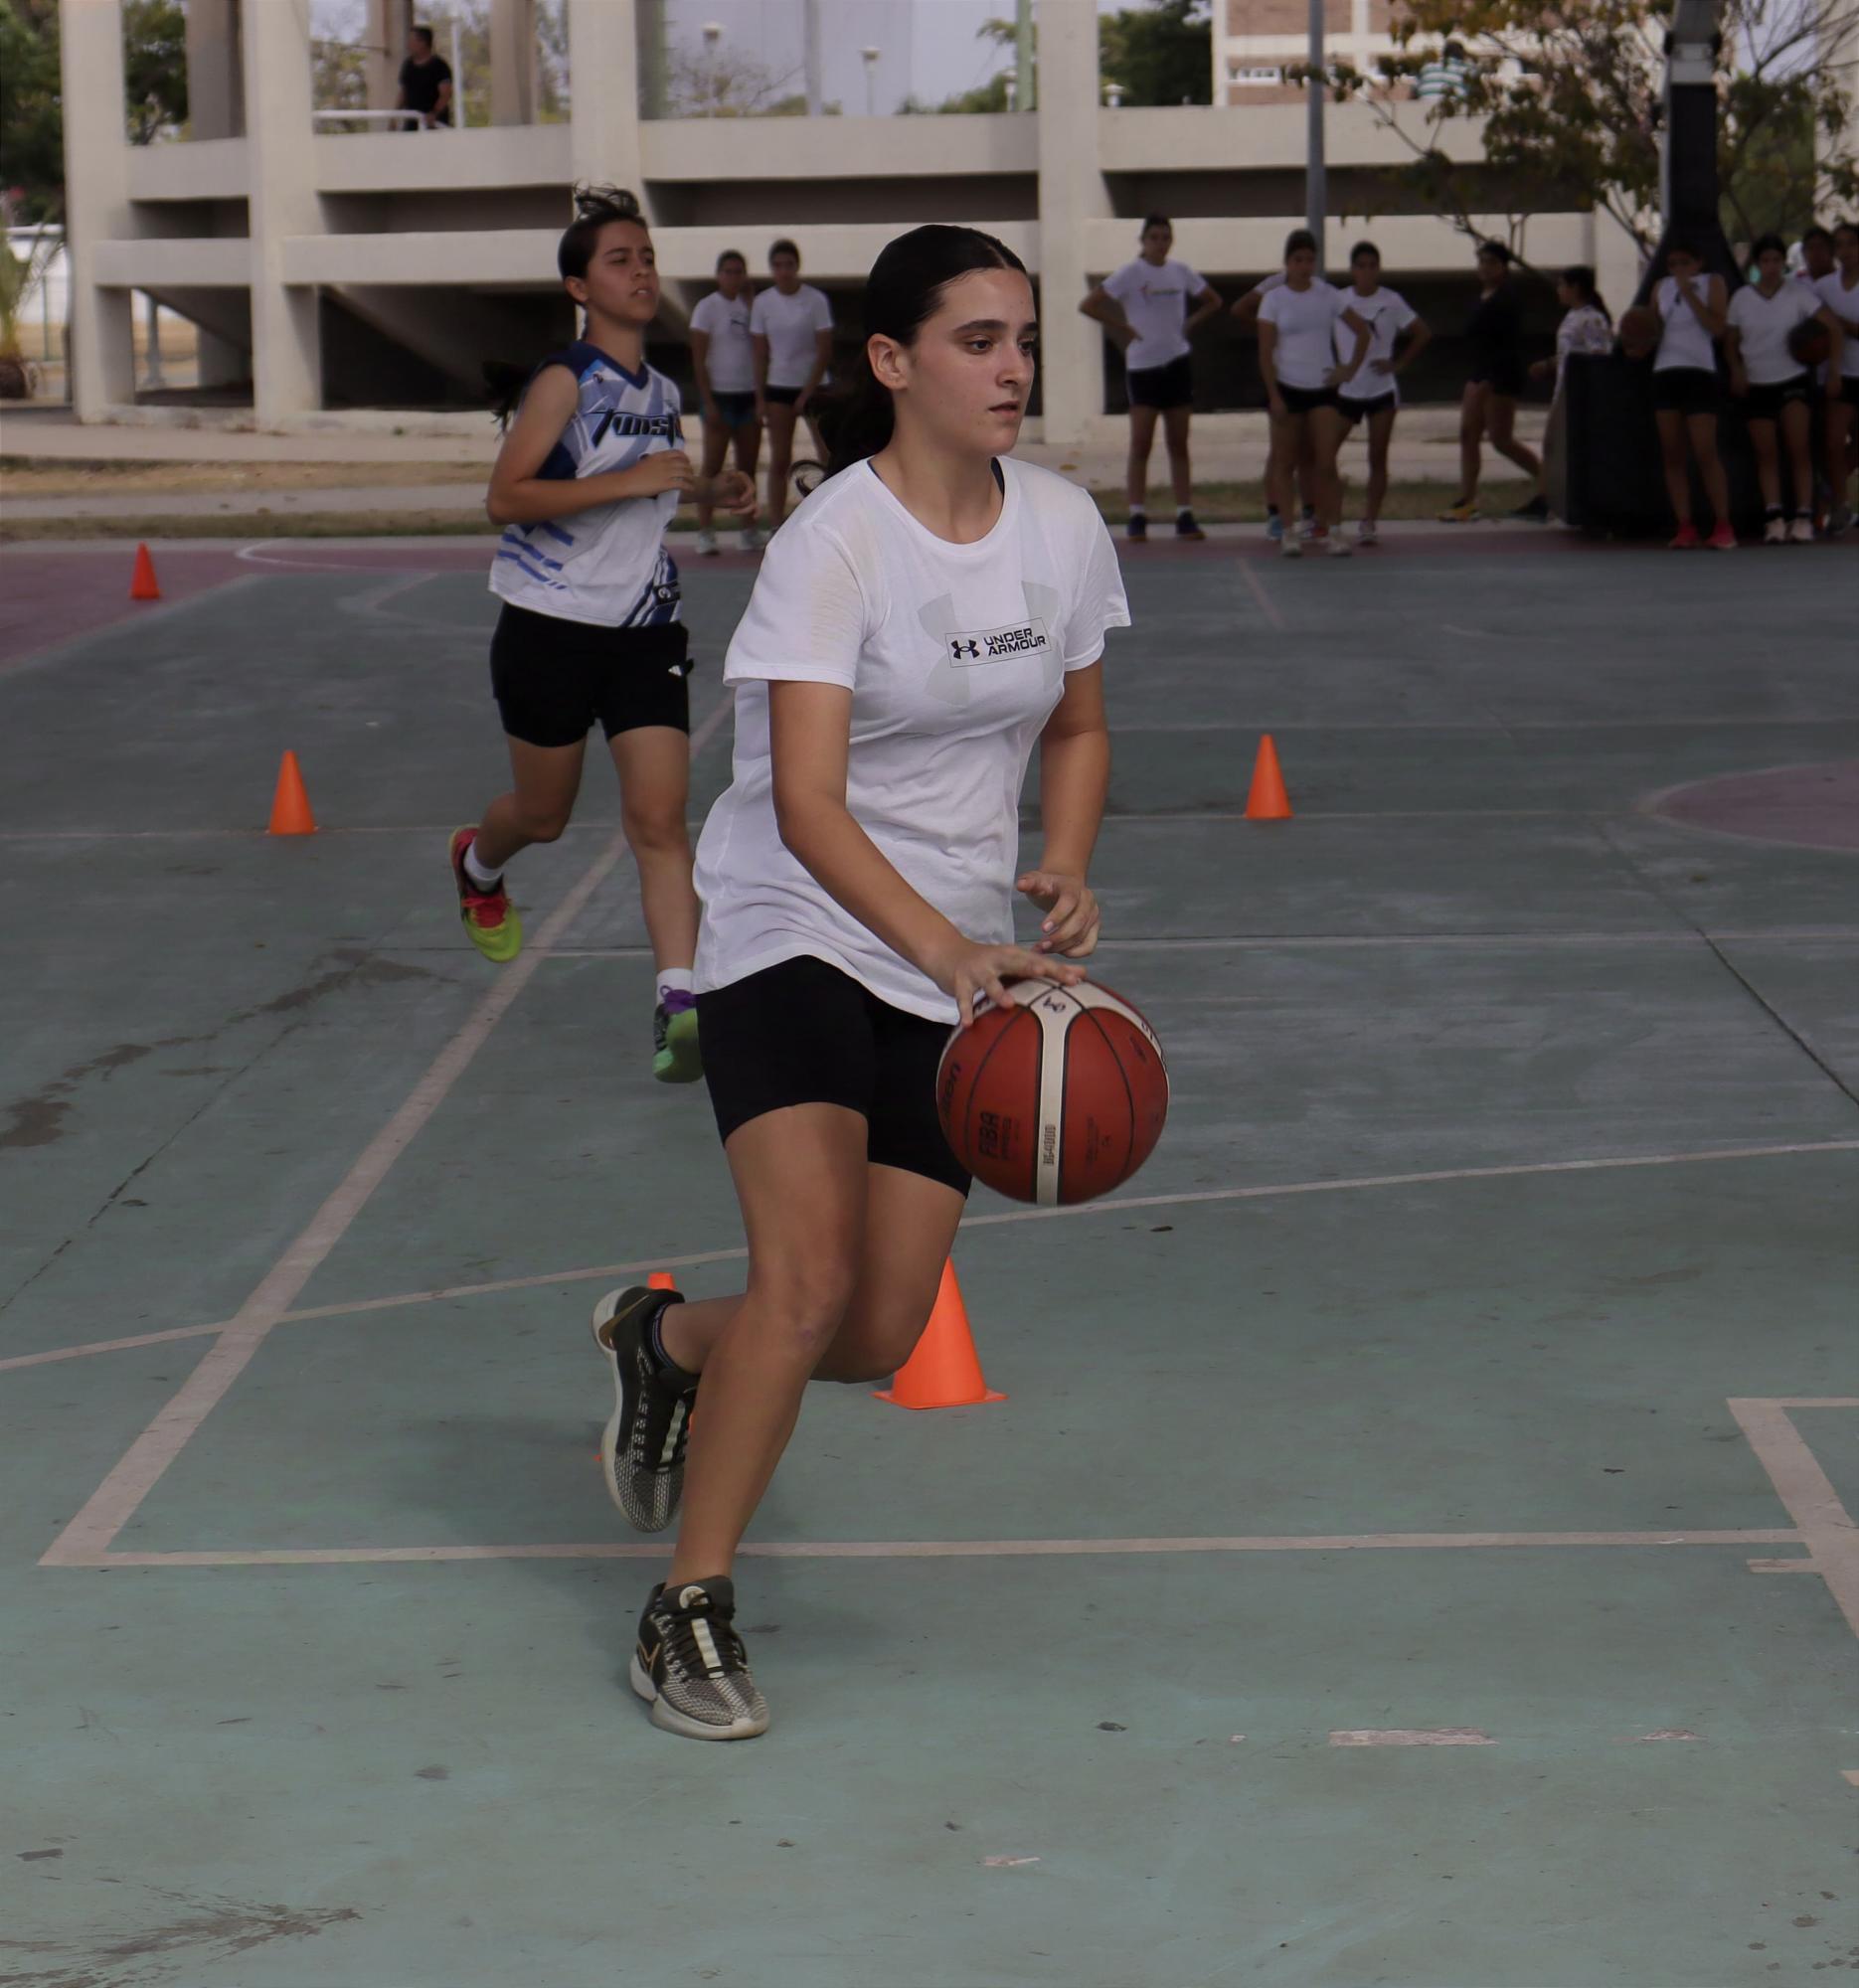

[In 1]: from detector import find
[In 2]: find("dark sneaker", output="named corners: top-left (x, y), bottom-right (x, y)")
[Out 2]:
top-left (653, 990), bottom-right (702, 1083)
top-left (1175, 511), bottom-right (1206, 541)
top-left (1125, 512), bottom-right (1148, 541)
top-left (1509, 493), bottom-right (1550, 522)
top-left (591, 1285), bottom-right (696, 1533)
top-left (632, 1577), bottom-right (769, 1740)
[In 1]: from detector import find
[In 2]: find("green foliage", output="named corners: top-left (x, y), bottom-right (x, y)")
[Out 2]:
top-left (1099, 0), bottom-right (1211, 108)
top-left (0, 0), bottom-right (64, 220)
top-left (123, 0), bottom-right (188, 142)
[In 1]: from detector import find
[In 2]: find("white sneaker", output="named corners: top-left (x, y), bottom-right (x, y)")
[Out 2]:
top-left (1327, 533), bottom-right (1353, 558)
top-left (1355, 520), bottom-right (1378, 547)
top-left (1787, 516), bottom-right (1814, 545)
top-left (696, 529), bottom-right (719, 557)
top-left (739, 526), bottom-right (765, 553)
top-left (1763, 515), bottom-right (1787, 545)
top-left (1279, 533), bottom-right (1303, 559)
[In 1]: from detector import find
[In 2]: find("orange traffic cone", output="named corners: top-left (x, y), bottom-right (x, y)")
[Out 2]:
top-left (1245, 733), bottom-right (1293, 820)
top-left (267, 750), bottom-right (317, 836)
top-left (129, 543), bottom-right (162, 601)
top-left (875, 1261), bottom-right (1005, 1410)
top-left (647, 1271), bottom-right (678, 1291)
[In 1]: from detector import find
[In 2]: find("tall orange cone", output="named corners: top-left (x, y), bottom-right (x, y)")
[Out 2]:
top-left (1245, 733), bottom-right (1293, 820)
top-left (647, 1271), bottom-right (678, 1291)
top-left (129, 542), bottom-right (162, 601)
top-left (267, 750), bottom-right (317, 836)
top-left (875, 1261), bottom-right (1005, 1410)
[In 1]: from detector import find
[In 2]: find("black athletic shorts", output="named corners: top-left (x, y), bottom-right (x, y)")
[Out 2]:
top-left (1469, 364), bottom-right (1527, 400)
top-left (1652, 367), bottom-right (1721, 414)
top-left (1840, 377), bottom-right (1859, 409)
top-left (1740, 373), bottom-right (1812, 420)
top-left (710, 390), bottom-right (758, 428)
top-left (696, 955), bottom-right (972, 1197)
top-left (1275, 382), bottom-right (1340, 416)
top-left (1126, 353), bottom-right (1194, 411)
top-left (763, 384), bottom-right (805, 407)
top-left (1341, 390), bottom-right (1399, 424)
top-left (489, 603), bottom-right (691, 748)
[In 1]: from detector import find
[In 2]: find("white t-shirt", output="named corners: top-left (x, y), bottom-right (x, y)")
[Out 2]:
top-left (1101, 256), bottom-right (1206, 373)
top-left (1727, 281), bottom-right (1819, 385)
top-left (1334, 284), bottom-right (1417, 402)
top-left (1554, 303), bottom-right (1614, 388)
top-left (694, 457), bottom-right (1131, 1023)
top-left (690, 289), bottom-right (756, 394)
top-left (751, 283), bottom-right (834, 390)
top-left (1653, 274), bottom-right (1720, 373)
top-left (1814, 269), bottom-right (1859, 379)
top-left (1260, 281), bottom-right (1348, 391)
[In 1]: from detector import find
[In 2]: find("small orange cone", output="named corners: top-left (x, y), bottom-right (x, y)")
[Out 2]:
top-left (267, 750), bottom-right (317, 835)
top-left (1245, 733), bottom-right (1293, 820)
top-left (647, 1271), bottom-right (678, 1292)
top-left (875, 1261), bottom-right (1005, 1410)
top-left (129, 543), bottom-right (162, 601)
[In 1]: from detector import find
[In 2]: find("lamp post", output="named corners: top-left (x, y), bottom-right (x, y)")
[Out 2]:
top-left (861, 45), bottom-right (881, 117)
top-left (1306, 0), bottom-right (1327, 275)
top-left (702, 21), bottom-right (722, 116)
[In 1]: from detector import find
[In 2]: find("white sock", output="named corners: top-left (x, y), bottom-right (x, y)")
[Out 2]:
top-left (462, 842), bottom-right (502, 890)
top-left (657, 966), bottom-right (694, 1002)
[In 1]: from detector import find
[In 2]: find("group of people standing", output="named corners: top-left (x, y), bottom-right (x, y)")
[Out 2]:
top-left (1085, 215), bottom-right (1859, 553)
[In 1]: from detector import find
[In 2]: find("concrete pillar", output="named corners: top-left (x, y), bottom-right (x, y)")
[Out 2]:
top-left (58, 0), bottom-right (137, 419)
top-left (366, 0), bottom-right (410, 111)
top-left (243, 0), bottom-right (323, 422)
top-left (185, 0), bottom-right (244, 138)
top-left (568, 0), bottom-right (646, 207)
top-left (1035, 0), bottom-right (1110, 444)
top-left (490, 0), bottom-right (535, 126)
top-left (197, 328), bottom-right (247, 389)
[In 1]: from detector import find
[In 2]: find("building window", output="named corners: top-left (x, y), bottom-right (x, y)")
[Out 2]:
top-left (1227, 62), bottom-right (1285, 84)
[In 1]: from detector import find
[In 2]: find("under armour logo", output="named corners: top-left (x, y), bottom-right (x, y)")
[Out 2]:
top-left (950, 638), bottom-right (981, 660)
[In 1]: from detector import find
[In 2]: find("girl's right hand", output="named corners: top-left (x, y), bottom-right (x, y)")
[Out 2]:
top-left (1729, 367), bottom-right (1749, 398)
top-left (930, 939), bottom-right (1087, 1031)
top-left (630, 450), bottom-right (697, 497)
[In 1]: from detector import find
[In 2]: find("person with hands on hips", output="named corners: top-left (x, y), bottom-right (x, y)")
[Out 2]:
top-left (752, 238), bottom-right (834, 530)
top-left (588, 223), bottom-right (1128, 1743)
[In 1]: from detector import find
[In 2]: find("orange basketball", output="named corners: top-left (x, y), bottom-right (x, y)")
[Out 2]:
top-left (936, 980), bottom-right (1169, 1206)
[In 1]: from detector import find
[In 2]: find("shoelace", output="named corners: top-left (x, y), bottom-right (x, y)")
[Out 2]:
top-left (657, 1597), bottom-right (748, 1683)
top-left (460, 884), bottom-right (506, 929)
top-left (626, 1347), bottom-right (693, 1473)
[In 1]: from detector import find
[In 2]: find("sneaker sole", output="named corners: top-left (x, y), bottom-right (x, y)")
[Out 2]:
top-left (653, 1008), bottom-right (704, 1085)
top-left (628, 1654), bottom-right (769, 1740)
top-left (590, 1289), bottom-right (685, 1532)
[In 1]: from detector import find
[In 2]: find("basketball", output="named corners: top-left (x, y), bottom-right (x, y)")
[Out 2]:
top-left (1618, 304), bottom-right (1660, 359)
top-left (936, 980), bottom-right (1169, 1207)
top-left (1788, 318), bottom-right (1832, 369)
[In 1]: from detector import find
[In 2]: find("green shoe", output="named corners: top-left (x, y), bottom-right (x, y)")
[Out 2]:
top-left (449, 827), bottom-right (522, 964)
top-left (653, 992), bottom-right (702, 1083)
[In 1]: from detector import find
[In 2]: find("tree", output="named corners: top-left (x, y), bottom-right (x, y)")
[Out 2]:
top-left (0, 0), bottom-right (64, 221)
top-left (1099, 0), bottom-right (1211, 108)
top-left (1304, 1), bottom-right (1859, 260)
top-left (123, 0), bottom-right (188, 143)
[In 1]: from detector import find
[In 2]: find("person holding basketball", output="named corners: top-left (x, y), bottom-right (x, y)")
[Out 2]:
top-left (1649, 240), bottom-right (1735, 549)
top-left (1726, 234), bottom-right (1845, 543)
top-left (587, 224), bottom-right (1128, 1741)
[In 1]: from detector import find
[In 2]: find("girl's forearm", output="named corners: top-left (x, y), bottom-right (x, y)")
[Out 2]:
top-left (488, 466), bottom-right (646, 526)
top-left (1037, 726), bottom-right (1110, 877)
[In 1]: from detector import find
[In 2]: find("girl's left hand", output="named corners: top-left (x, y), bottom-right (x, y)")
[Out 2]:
top-left (1017, 870), bottom-right (1100, 956)
top-left (706, 468), bottom-right (758, 517)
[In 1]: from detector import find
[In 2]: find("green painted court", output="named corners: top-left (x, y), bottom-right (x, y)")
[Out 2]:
top-left (2, 527), bottom-right (1854, 1988)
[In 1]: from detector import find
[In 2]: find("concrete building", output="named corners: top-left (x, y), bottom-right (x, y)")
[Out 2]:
top-left (57, 0), bottom-right (1636, 445)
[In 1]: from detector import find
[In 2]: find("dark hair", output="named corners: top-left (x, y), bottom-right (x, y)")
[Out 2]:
top-left (1836, 220), bottom-right (1859, 245)
top-left (411, 24), bottom-right (434, 48)
top-left (822, 224), bottom-right (1028, 476)
top-left (1477, 240), bottom-right (1512, 265)
top-left (717, 248), bottom-right (747, 271)
top-left (558, 183), bottom-right (646, 282)
top-left (1349, 239), bottom-right (1381, 265)
top-left (1141, 214), bottom-right (1172, 236)
top-left (1283, 228), bottom-right (1317, 260)
top-left (1559, 263), bottom-right (1609, 320)
top-left (1803, 225), bottom-right (1834, 248)
top-left (1751, 232), bottom-right (1787, 262)
top-left (1665, 237), bottom-right (1703, 265)
top-left (769, 239), bottom-right (800, 264)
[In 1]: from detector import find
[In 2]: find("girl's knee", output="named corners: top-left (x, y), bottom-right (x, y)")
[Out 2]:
top-left (515, 805), bottom-right (572, 844)
top-left (755, 1262), bottom-right (860, 1360)
top-left (622, 804), bottom-right (691, 857)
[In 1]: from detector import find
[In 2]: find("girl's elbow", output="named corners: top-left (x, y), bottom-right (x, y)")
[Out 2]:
top-left (485, 491), bottom-right (512, 527)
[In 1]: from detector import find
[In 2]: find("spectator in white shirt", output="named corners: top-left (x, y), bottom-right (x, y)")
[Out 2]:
top-left (751, 239), bottom-right (835, 530)
top-left (1817, 220), bottom-right (1859, 533)
top-left (690, 248), bottom-right (763, 556)
top-left (1079, 216), bottom-right (1224, 541)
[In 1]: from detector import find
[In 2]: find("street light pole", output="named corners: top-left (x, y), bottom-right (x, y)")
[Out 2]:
top-left (1305, 0), bottom-right (1327, 274)
top-left (861, 47), bottom-right (881, 118)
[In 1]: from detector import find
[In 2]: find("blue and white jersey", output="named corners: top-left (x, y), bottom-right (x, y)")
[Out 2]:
top-left (490, 341), bottom-right (685, 630)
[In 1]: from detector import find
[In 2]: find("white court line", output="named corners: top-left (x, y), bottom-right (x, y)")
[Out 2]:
top-left (1238, 560), bottom-right (1285, 631)
top-left (1330, 1728), bottom-right (1495, 1745)
top-left (35, 828), bottom-right (633, 1567)
top-left (1728, 1399), bottom-right (1859, 1643)
top-left (9, 1141), bottom-right (1857, 1378)
top-left (56, 1529), bottom-right (1804, 1572)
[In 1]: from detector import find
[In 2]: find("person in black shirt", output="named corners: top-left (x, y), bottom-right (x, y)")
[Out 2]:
top-left (397, 25), bottom-right (453, 129)
top-left (1439, 241), bottom-right (1547, 521)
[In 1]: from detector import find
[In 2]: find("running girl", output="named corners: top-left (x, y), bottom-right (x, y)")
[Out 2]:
top-left (1727, 234), bottom-right (1845, 544)
top-left (752, 239), bottom-right (834, 531)
top-left (1650, 240), bottom-right (1735, 550)
top-left (452, 185), bottom-right (755, 1088)
top-left (689, 248), bottom-right (764, 556)
top-left (1438, 241), bottom-right (1547, 523)
top-left (1816, 221), bottom-right (1859, 533)
top-left (590, 224), bottom-right (1128, 1740)
top-left (1333, 240), bottom-right (1430, 547)
top-left (1081, 215), bottom-right (1223, 539)
top-left (1257, 229), bottom-right (1372, 558)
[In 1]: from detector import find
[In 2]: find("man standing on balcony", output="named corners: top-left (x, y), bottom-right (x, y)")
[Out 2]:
top-left (1081, 216), bottom-right (1223, 541)
top-left (397, 25), bottom-right (454, 130)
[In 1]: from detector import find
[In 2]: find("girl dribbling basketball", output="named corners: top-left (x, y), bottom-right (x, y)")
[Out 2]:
top-left (587, 224), bottom-right (1128, 1740)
